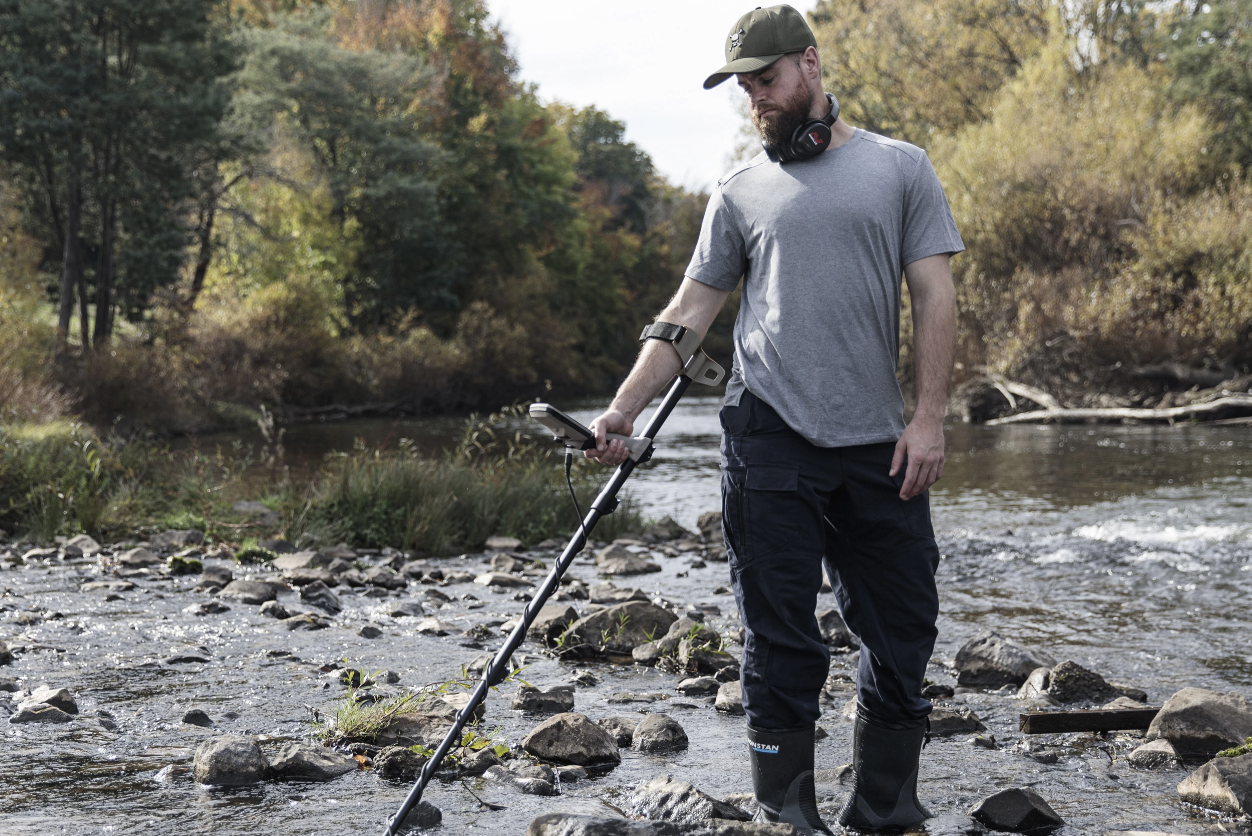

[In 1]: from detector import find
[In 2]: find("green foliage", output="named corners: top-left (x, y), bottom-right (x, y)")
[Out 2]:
top-left (1218, 736), bottom-right (1252, 757)
top-left (234, 545), bottom-right (277, 564)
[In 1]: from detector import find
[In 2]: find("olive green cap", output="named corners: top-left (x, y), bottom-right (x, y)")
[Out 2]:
top-left (703, 4), bottom-right (817, 90)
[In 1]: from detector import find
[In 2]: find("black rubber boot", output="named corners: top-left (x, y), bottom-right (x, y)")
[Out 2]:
top-left (748, 725), bottom-right (834, 835)
top-left (836, 709), bottom-right (931, 831)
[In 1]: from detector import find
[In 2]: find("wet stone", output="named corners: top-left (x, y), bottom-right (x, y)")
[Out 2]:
top-left (281, 613), bottom-right (329, 631)
top-left (182, 600), bottom-right (230, 616)
top-left (358, 624), bottom-right (383, 639)
top-left (929, 707), bottom-right (985, 736)
top-left (217, 580), bottom-right (276, 604)
top-left (197, 566), bottom-right (233, 588)
top-left (10, 703), bottom-right (74, 724)
top-left (28, 686), bottom-right (77, 714)
top-left (151, 529), bottom-right (204, 548)
top-left (258, 600), bottom-right (289, 619)
top-left (715, 681), bottom-right (744, 716)
top-left (559, 601), bottom-right (678, 657)
top-left (182, 708), bottom-right (214, 727)
top-left (598, 716), bottom-right (640, 747)
top-left (817, 607), bottom-right (858, 648)
top-left (1177, 752), bottom-right (1252, 816)
top-left (521, 712), bottom-right (621, 766)
top-left (267, 742), bottom-right (358, 781)
top-left (589, 582), bottom-right (648, 605)
top-left (363, 566), bottom-right (406, 590)
top-left (528, 603), bottom-right (579, 646)
top-left (1147, 687), bottom-right (1252, 758)
top-left (632, 713), bottom-right (688, 752)
top-left (299, 580), bottom-right (341, 613)
top-left (1047, 660), bottom-right (1121, 703)
top-left (375, 745), bottom-right (427, 781)
top-left (628, 775), bottom-right (751, 824)
top-left (118, 547), bottom-right (162, 568)
top-left (81, 580), bottom-right (135, 592)
top-left (1128, 739), bottom-right (1180, 769)
top-left (676, 677), bottom-right (720, 696)
top-left (474, 572), bottom-right (532, 588)
top-left (192, 735), bottom-right (268, 786)
top-left (415, 617), bottom-right (457, 635)
top-left (512, 684), bottom-right (576, 714)
top-left (65, 534), bottom-right (101, 555)
top-left (283, 568), bottom-right (336, 587)
top-left (484, 764), bottom-right (556, 796)
top-left (459, 746), bottom-right (502, 776)
top-left (955, 630), bottom-right (1056, 688)
top-left (396, 800), bottom-right (442, 831)
top-left (971, 787), bottom-right (1064, 833)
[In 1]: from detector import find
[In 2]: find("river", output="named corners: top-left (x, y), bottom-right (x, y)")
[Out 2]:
top-left (2, 394), bottom-right (1250, 835)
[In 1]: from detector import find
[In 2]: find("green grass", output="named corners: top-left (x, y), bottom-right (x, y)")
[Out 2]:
top-left (1218, 737), bottom-right (1252, 758)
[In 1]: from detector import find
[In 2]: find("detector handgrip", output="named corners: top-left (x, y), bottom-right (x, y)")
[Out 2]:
top-left (528, 403), bottom-right (652, 462)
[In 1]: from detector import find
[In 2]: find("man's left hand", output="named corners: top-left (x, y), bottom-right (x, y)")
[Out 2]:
top-left (890, 417), bottom-right (945, 500)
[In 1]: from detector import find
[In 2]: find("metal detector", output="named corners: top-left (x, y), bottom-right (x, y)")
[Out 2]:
top-left (382, 325), bottom-right (725, 835)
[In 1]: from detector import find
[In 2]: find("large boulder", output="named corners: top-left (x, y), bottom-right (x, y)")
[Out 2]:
top-left (559, 601), bottom-right (678, 657)
top-left (193, 735), bottom-right (268, 786)
top-left (521, 712), bottom-right (621, 767)
top-left (628, 775), bottom-right (751, 824)
top-left (267, 742), bottom-right (358, 781)
top-left (1046, 660), bottom-right (1121, 704)
top-left (1177, 753), bottom-right (1252, 815)
top-left (1147, 688), bottom-right (1252, 759)
top-left (954, 630), bottom-right (1056, 688)
top-left (971, 788), bottom-right (1064, 833)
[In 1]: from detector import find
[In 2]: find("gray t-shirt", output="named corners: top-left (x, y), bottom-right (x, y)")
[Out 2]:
top-left (685, 127), bottom-right (965, 448)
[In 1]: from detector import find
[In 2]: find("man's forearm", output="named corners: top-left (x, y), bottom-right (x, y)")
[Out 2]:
top-left (911, 285), bottom-right (957, 423)
top-left (608, 339), bottom-right (683, 423)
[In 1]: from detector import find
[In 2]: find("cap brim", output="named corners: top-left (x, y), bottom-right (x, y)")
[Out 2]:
top-left (703, 54), bottom-right (785, 89)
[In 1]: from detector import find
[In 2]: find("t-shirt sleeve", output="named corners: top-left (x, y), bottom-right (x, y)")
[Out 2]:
top-left (684, 184), bottom-right (747, 291)
top-left (901, 151), bottom-right (965, 266)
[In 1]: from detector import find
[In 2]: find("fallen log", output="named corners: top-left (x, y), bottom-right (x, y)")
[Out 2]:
top-left (986, 395), bottom-right (1252, 426)
top-left (1020, 707), bottom-right (1160, 734)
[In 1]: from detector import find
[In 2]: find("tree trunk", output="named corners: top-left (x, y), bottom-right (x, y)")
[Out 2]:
top-left (186, 199), bottom-right (216, 310)
top-left (56, 160), bottom-right (82, 346)
top-left (92, 196), bottom-right (115, 345)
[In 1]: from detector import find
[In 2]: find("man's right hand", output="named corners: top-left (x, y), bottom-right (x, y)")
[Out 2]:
top-left (585, 409), bottom-right (634, 466)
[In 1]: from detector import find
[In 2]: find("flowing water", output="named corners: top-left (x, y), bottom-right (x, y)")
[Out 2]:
top-left (3, 394), bottom-right (1251, 835)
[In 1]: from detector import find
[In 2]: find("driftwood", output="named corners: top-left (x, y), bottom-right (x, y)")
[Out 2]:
top-left (1020, 707), bottom-right (1160, 734)
top-left (1129, 361), bottom-right (1238, 388)
top-left (986, 395), bottom-right (1252, 426)
top-left (985, 375), bottom-right (1062, 411)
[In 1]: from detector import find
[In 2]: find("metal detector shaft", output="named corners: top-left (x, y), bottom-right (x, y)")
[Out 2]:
top-left (383, 375), bottom-right (693, 835)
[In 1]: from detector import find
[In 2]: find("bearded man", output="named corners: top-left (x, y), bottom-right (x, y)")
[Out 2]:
top-left (586, 5), bottom-right (964, 832)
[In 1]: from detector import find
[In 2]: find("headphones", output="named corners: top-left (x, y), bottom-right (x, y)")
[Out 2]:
top-left (762, 93), bottom-right (840, 164)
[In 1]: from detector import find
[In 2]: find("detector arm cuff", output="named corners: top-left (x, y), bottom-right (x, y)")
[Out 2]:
top-left (639, 322), bottom-right (726, 387)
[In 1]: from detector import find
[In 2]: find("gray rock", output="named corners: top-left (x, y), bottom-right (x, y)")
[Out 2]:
top-left (1147, 687), bottom-right (1252, 759)
top-left (28, 686), bottom-right (77, 714)
top-left (715, 681), bottom-right (744, 716)
top-left (183, 600), bottom-right (231, 616)
top-left (633, 714), bottom-right (689, 752)
top-left (396, 800), bottom-right (442, 831)
top-left (460, 746), bottom-right (502, 776)
top-left (816, 608), bottom-right (858, 648)
top-left (595, 544), bottom-right (661, 576)
top-left (598, 716), bottom-right (640, 747)
top-left (929, 707), bottom-right (985, 737)
top-left (281, 612), bottom-right (329, 631)
top-left (192, 735), bottom-right (268, 786)
top-left (1177, 753), bottom-right (1252, 815)
top-left (529, 604), bottom-right (580, 646)
top-left (0, 677), bottom-right (17, 692)
top-left (10, 703), bottom-right (74, 724)
top-left (555, 765), bottom-right (587, 783)
top-left (259, 538), bottom-right (296, 553)
top-left (521, 712), bottom-right (621, 766)
top-left (589, 582), bottom-right (649, 605)
top-left (374, 711), bottom-right (456, 749)
top-left (1047, 660), bottom-right (1121, 703)
top-left (21, 547), bottom-right (58, 561)
top-left (283, 567), bottom-right (336, 587)
top-left (0, 640), bottom-right (10, 666)
top-left (81, 580), bottom-right (135, 592)
top-left (971, 787), bottom-right (1064, 833)
top-left (65, 534), bottom-right (101, 555)
top-left (628, 775), bottom-right (751, 824)
top-left (526, 813), bottom-right (800, 835)
top-left (678, 637), bottom-right (735, 676)
top-left (415, 617), bottom-right (458, 635)
top-left (299, 580), bottom-right (341, 614)
top-left (258, 600), bottom-right (289, 619)
top-left (183, 708), bottom-right (214, 727)
top-left (197, 566), bottom-right (233, 588)
top-left (696, 511), bottom-right (722, 541)
top-left (491, 553), bottom-right (526, 573)
top-left (485, 535), bottom-right (523, 551)
top-left (954, 630), bottom-right (1057, 688)
top-left (267, 742), bottom-right (358, 781)
top-left (151, 529), bottom-right (205, 548)
top-left (1128, 739), bottom-right (1180, 769)
top-left (484, 764), bottom-right (556, 796)
top-left (1016, 667), bottom-right (1052, 700)
top-left (271, 551), bottom-right (332, 571)
top-left (364, 566), bottom-right (406, 590)
top-left (642, 516), bottom-right (695, 542)
top-left (475, 571), bottom-right (533, 588)
top-left (385, 600), bottom-right (426, 618)
top-left (217, 580), bottom-right (277, 604)
top-left (677, 677), bottom-right (720, 696)
top-left (358, 624), bottom-right (383, 639)
top-left (512, 684), bottom-right (576, 714)
top-left (375, 745), bottom-right (427, 781)
top-left (559, 601), bottom-right (678, 657)
top-left (118, 547), bottom-right (162, 568)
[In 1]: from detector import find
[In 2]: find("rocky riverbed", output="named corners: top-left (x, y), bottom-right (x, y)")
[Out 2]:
top-left (3, 472), bottom-right (1252, 836)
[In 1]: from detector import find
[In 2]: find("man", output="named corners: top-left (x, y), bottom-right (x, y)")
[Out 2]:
top-left (586, 5), bottom-right (963, 833)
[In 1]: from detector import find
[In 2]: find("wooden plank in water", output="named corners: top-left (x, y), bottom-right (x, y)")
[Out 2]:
top-left (1019, 707), bottom-right (1160, 734)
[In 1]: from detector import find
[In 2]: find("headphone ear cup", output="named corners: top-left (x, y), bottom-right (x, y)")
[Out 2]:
top-left (788, 120), bottom-right (832, 160)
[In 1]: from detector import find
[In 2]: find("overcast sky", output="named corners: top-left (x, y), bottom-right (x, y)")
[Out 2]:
top-left (487, 0), bottom-right (820, 192)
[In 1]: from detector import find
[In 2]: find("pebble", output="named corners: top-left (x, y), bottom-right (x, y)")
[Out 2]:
top-left (415, 617), bottom-right (457, 635)
top-left (632, 713), bottom-right (688, 752)
top-left (281, 613), bottom-right (329, 631)
top-left (929, 707), bottom-right (985, 736)
top-left (182, 708), bottom-right (214, 727)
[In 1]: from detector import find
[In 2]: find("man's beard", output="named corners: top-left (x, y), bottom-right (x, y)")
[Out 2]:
top-left (752, 85), bottom-right (814, 149)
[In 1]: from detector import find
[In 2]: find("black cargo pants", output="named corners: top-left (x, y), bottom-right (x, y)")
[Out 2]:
top-left (721, 389), bottom-right (940, 731)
